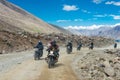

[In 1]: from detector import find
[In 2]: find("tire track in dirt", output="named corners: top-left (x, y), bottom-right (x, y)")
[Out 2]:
top-left (0, 47), bottom-right (80, 80)
top-left (39, 51), bottom-right (79, 80)
top-left (0, 59), bottom-right (45, 80)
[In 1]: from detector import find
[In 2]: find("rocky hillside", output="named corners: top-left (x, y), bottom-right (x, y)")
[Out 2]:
top-left (0, 31), bottom-right (114, 54)
top-left (0, 0), bottom-right (73, 53)
top-left (73, 49), bottom-right (120, 80)
top-left (49, 24), bottom-right (71, 34)
top-left (0, 0), bottom-right (63, 33)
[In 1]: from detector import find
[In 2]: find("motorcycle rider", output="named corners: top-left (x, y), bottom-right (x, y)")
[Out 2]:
top-left (46, 40), bottom-right (59, 61)
top-left (114, 42), bottom-right (117, 49)
top-left (34, 40), bottom-right (44, 59)
top-left (77, 40), bottom-right (82, 50)
top-left (66, 40), bottom-right (73, 52)
top-left (89, 41), bottom-right (94, 50)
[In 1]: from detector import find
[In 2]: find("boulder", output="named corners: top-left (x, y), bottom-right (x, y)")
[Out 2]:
top-left (103, 61), bottom-right (115, 77)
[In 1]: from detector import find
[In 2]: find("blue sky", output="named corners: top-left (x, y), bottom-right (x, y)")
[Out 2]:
top-left (8, 0), bottom-right (120, 29)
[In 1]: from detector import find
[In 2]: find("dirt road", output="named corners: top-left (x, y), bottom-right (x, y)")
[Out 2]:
top-left (0, 47), bottom-right (79, 80)
top-left (0, 43), bottom-right (120, 80)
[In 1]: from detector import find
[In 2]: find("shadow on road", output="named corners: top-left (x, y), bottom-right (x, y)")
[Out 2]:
top-left (40, 58), bottom-right (45, 60)
top-left (53, 63), bottom-right (64, 68)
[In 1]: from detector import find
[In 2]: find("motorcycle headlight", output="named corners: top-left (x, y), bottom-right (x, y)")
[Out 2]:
top-left (50, 51), bottom-right (54, 54)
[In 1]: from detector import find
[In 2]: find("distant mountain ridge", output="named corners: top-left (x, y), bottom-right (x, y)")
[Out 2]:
top-left (0, 0), bottom-right (68, 34)
top-left (98, 25), bottom-right (120, 39)
top-left (67, 25), bottom-right (120, 39)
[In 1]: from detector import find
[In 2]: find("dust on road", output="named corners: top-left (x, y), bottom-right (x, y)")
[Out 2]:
top-left (0, 47), bottom-right (79, 80)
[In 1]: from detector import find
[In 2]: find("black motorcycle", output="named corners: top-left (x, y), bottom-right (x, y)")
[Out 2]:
top-left (77, 45), bottom-right (82, 51)
top-left (34, 48), bottom-right (43, 60)
top-left (45, 51), bottom-right (58, 68)
top-left (89, 45), bottom-right (93, 50)
top-left (67, 45), bottom-right (72, 54)
top-left (77, 44), bottom-right (82, 51)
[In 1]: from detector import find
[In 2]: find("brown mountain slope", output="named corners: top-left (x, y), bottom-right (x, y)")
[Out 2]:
top-left (0, 0), bottom-right (62, 33)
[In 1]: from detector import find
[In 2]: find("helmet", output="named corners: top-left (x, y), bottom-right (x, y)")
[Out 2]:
top-left (38, 40), bottom-right (42, 45)
top-left (38, 40), bottom-right (41, 42)
top-left (51, 40), bottom-right (56, 46)
top-left (68, 40), bottom-right (72, 43)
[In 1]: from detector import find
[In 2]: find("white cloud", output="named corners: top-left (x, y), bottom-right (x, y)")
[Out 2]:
top-left (82, 9), bottom-right (91, 14)
top-left (94, 14), bottom-right (107, 17)
top-left (94, 14), bottom-right (120, 20)
top-left (110, 15), bottom-right (120, 20)
top-left (105, 1), bottom-right (120, 6)
top-left (56, 20), bottom-right (71, 23)
top-left (115, 23), bottom-right (120, 26)
top-left (74, 19), bottom-right (83, 22)
top-left (57, 19), bottom-right (83, 22)
top-left (63, 4), bottom-right (79, 11)
top-left (64, 23), bottom-right (120, 30)
top-left (93, 18), bottom-right (98, 20)
top-left (92, 0), bottom-right (105, 4)
top-left (65, 25), bottom-right (103, 30)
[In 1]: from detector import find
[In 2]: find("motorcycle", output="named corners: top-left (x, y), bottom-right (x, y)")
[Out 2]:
top-left (89, 45), bottom-right (93, 50)
top-left (77, 45), bottom-right (82, 51)
top-left (67, 45), bottom-right (72, 54)
top-left (77, 44), bottom-right (82, 51)
top-left (45, 51), bottom-right (58, 68)
top-left (34, 48), bottom-right (43, 60)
